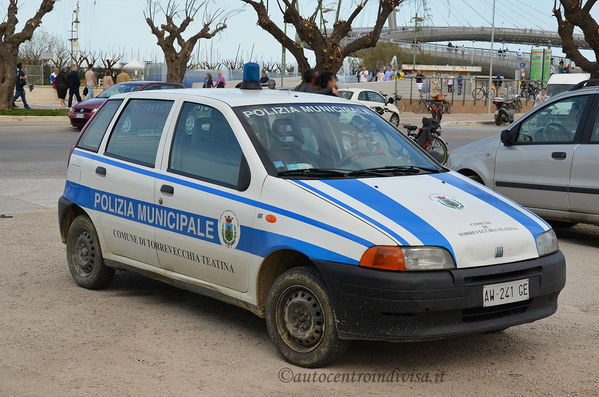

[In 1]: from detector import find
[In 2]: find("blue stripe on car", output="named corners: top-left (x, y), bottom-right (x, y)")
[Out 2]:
top-left (321, 178), bottom-right (456, 260)
top-left (292, 180), bottom-right (410, 245)
top-left (64, 181), bottom-right (359, 265)
top-left (71, 149), bottom-right (373, 248)
top-left (431, 172), bottom-right (549, 237)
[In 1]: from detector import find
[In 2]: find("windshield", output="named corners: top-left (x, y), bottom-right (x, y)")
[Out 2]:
top-left (235, 103), bottom-right (442, 178)
top-left (97, 83), bottom-right (144, 98)
top-left (546, 84), bottom-right (575, 97)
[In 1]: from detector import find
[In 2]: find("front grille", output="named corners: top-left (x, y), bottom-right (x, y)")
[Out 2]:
top-left (463, 266), bottom-right (542, 285)
top-left (462, 299), bottom-right (531, 322)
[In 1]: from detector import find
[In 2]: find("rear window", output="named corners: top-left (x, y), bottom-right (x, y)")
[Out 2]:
top-left (338, 91), bottom-right (353, 100)
top-left (546, 84), bottom-right (575, 97)
top-left (76, 100), bottom-right (122, 152)
top-left (105, 99), bottom-right (174, 167)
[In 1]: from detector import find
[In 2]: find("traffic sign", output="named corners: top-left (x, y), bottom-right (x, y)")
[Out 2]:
top-left (520, 62), bottom-right (525, 68)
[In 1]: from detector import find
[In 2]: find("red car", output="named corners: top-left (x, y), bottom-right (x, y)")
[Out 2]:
top-left (69, 81), bottom-right (184, 129)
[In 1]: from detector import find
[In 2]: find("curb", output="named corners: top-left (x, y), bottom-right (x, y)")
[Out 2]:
top-left (0, 116), bottom-right (69, 122)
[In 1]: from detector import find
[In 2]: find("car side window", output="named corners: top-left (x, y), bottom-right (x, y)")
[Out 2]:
top-left (590, 108), bottom-right (599, 143)
top-left (105, 99), bottom-right (173, 167)
top-left (517, 95), bottom-right (588, 144)
top-left (169, 102), bottom-right (245, 189)
top-left (357, 91), bottom-right (368, 101)
top-left (367, 91), bottom-right (385, 103)
top-left (77, 100), bottom-right (122, 152)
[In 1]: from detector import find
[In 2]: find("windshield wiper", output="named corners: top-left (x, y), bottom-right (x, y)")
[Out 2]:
top-left (277, 168), bottom-right (348, 178)
top-left (346, 165), bottom-right (442, 177)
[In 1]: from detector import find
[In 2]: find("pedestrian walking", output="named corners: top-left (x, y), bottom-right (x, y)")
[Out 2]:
top-left (383, 66), bottom-right (394, 81)
top-left (415, 71), bottom-right (425, 95)
top-left (116, 70), bottom-right (130, 83)
top-left (457, 74), bottom-right (463, 95)
top-left (50, 68), bottom-right (58, 87)
top-left (215, 71), bottom-right (226, 88)
top-left (55, 67), bottom-right (68, 107)
top-left (203, 73), bottom-right (214, 88)
top-left (67, 64), bottom-right (82, 108)
top-left (103, 70), bottom-right (114, 91)
top-left (84, 66), bottom-right (96, 100)
top-left (12, 63), bottom-right (30, 109)
top-left (359, 66), bottom-right (369, 83)
top-left (517, 49), bottom-right (523, 59)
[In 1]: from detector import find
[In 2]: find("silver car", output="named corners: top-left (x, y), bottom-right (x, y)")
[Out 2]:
top-left (448, 84), bottom-right (599, 227)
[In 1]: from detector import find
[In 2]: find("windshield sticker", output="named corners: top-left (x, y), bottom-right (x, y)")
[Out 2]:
top-left (286, 163), bottom-right (312, 170)
top-left (241, 105), bottom-right (370, 119)
top-left (273, 160), bottom-right (285, 169)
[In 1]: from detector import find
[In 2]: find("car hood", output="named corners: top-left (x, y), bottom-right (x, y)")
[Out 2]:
top-left (73, 98), bottom-right (107, 109)
top-left (263, 171), bottom-right (550, 268)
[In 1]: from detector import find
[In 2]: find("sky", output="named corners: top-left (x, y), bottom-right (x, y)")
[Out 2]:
top-left (2, 0), bottom-right (597, 65)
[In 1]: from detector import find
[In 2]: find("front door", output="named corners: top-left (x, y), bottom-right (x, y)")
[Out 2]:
top-left (494, 94), bottom-right (591, 211)
top-left (154, 101), bottom-right (255, 293)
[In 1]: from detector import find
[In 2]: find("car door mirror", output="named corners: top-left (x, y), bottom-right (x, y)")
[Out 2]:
top-left (387, 96), bottom-right (395, 104)
top-left (500, 129), bottom-right (515, 146)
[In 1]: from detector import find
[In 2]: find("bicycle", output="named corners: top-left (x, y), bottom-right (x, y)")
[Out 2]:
top-left (520, 82), bottom-right (540, 101)
top-left (472, 85), bottom-right (496, 100)
top-left (411, 94), bottom-right (427, 113)
top-left (403, 119), bottom-right (449, 165)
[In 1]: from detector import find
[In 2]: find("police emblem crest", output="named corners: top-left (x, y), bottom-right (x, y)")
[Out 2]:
top-left (429, 194), bottom-right (464, 210)
top-left (219, 210), bottom-right (240, 248)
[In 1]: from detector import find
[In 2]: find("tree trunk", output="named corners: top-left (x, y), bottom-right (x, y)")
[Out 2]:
top-left (0, 43), bottom-right (17, 110)
top-left (165, 52), bottom-right (189, 83)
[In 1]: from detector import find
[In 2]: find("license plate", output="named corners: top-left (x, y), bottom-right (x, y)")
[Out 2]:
top-left (482, 278), bottom-right (529, 307)
top-left (75, 113), bottom-right (85, 119)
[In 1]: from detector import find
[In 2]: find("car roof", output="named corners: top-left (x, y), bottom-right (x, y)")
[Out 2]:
top-left (111, 88), bottom-right (355, 107)
top-left (547, 73), bottom-right (590, 85)
top-left (338, 88), bottom-right (370, 93)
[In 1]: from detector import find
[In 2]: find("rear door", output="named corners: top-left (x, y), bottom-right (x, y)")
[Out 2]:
top-left (569, 95), bottom-right (599, 214)
top-left (94, 98), bottom-right (177, 266)
top-left (494, 94), bottom-right (592, 211)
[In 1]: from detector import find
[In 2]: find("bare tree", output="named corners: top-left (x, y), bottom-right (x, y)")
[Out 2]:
top-left (241, 0), bottom-right (404, 74)
top-left (554, 0), bottom-right (599, 77)
top-left (221, 58), bottom-right (243, 71)
top-left (99, 51), bottom-right (123, 71)
top-left (52, 40), bottom-right (70, 70)
top-left (0, 0), bottom-right (55, 110)
top-left (144, 0), bottom-right (231, 83)
top-left (81, 50), bottom-right (99, 70)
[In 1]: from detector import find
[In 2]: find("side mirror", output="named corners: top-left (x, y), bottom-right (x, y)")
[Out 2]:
top-left (387, 96), bottom-right (395, 104)
top-left (500, 129), bottom-right (515, 146)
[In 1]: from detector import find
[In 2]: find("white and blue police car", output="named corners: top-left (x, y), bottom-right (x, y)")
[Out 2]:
top-left (58, 64), bottom-right (566, 367)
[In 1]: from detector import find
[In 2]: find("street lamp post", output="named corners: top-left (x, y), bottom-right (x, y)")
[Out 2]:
top-left (488, 0), bottom-right (496, 113)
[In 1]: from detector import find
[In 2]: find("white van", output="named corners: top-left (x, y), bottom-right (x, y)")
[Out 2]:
top-left (545, 73), bottom-right (590, 97)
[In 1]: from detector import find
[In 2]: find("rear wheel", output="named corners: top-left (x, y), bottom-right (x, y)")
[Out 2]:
top-left (395, 101), bottom-right (405, 112)
top-left (411, 99), bottom-right (426, 113)
top-left (266, 266), bottom-right (348, 368)
top-left (66, 215), bottom-right (114, 289)
top-left (472, 88), bottom-right (484, 100)
top-left (443, 101), bottom-right (451, 114)
top-left (427, 137), bottom-right (448, 165)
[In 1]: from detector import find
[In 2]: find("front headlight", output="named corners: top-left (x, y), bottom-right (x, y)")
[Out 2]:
top-left (359, 246), bottom-right (455, 271)
top-left (537, 229), bottom-right (559, 257)
top-left (91, 108), bottom-right (99, 113)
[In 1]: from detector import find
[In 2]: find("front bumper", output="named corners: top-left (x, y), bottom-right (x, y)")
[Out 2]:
top-left (69, 113), bottom-right (91, 128)
top-left (314, 251), bottom-right (566, 341)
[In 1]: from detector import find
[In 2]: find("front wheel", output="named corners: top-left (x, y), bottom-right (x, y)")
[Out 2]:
top-left (411, 99), bottom-right (426, 113)
top-left (443, 101), bottom-right (451, 114)
top-left (395, 101), bottom-right (405, 112)
top-left (66, 215), bottom-right (114, 289)
top-left (389, 113), bottom-right (400, 127)
top-left (266, 266), bottom-right (348, 368)
top-left (427, 137), bottom-right (449, 165)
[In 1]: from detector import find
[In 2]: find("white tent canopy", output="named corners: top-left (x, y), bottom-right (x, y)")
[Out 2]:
top-left (123, 59), bottom-right (145, 71)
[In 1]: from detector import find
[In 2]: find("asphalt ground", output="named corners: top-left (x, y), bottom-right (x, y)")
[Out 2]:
top-left (0, 119), bottom-right (597, 396)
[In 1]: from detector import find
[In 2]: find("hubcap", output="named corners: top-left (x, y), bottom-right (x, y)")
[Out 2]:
top-left (73, 230), bottom-right (95, 277)
top-left (276, 286), bottom-right (324, 353)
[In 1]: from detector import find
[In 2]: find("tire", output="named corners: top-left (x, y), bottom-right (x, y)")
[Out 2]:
top-left (494, 117), bottom-right (503, 126)
top-left (395, 101), bottom-right (405, 112)
top-left (427, 137), bottom-right (449, 165)
top-left (465, 172), bottom-right (484, 185)
top-left (265, 266), bottom-right (348, 368)
top-left (66, 215), bottom-right (114, 289)
top-left (411, 99), bottom-right (426, 113)
top-left (389, 113), bottom-right (400, 127)
top-left (472, 88), bottom-right (484, 100)
top-left (489, 87), bottom-right (496, 98)
top-left (443, 101), bottom-right (451, 114)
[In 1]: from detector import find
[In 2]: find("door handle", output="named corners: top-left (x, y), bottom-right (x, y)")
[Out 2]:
top-left (95, 166), bottom-right (106, 176)
top-left (551, 152), bottom-right (567, 160)
top-left (160, 184), bottom-right (174, 195)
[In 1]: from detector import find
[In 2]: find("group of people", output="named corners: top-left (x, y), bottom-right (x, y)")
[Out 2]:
top-left (294, 69), bottom-right (338, 96)
top-left (202, 71), bottom-right (227, 88)
top-left (356, 65), bottom-right (405, 82)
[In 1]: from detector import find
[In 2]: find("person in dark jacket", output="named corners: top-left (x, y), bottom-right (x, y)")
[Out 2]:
top-left (55, 68), bottom-right (69, 107)
top-left (67, 64), bottom-right (82, 108)
top-left (294, 69), bottom-right (338, 96)
top-left (316, 71), bottom-right (338, 96)
top-left (12, 63), bottom-right (30, 109)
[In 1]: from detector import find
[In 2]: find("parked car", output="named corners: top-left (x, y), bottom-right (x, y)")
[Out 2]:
top-left (69, 81), bottom-right (184, 129)
top-left (59, 86), bottom-right (564, 368)
top-left (545, 73), bottom-right (589, 97)
top-left (448, 80), bottom-right (599, 227)
top-left (338, 88), bottom-right (400, 126)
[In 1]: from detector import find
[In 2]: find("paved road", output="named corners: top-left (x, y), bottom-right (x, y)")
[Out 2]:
top-left (0, 120), bottom-right (597, 396)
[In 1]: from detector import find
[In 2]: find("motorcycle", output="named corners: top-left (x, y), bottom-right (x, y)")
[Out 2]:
top-left (492, 96), bottom-right (517, 126)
